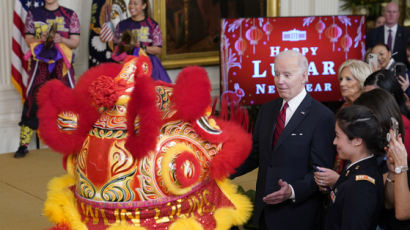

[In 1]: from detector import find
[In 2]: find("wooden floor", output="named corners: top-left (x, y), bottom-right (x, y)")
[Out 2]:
top-left (0, 149), bottom-right (257, 229)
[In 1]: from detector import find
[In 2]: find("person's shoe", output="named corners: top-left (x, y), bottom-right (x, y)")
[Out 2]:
top-left (14, 145), bottom-right (28, 158)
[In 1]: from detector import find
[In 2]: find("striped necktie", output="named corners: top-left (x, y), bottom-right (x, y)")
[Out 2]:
top-left (273, 102), bottom-right (288, 147)
top-left (387, 29), bottom-right (393, 51)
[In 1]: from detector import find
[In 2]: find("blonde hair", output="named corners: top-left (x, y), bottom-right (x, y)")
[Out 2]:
top-left (338, 59), bottom-right (371, 88)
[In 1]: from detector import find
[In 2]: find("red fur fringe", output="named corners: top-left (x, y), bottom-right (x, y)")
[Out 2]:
top-left (125, 76), bottom-right (161, 159)
top-left (209, 118), bottom-right (252, 180)
top-left (37, 80), bottom-right (100, 155)
top-left (88, 75), bottom-right (126, 108)
top-left (74, 63), bottom-right (122, 98)
top-left (173, 66), bottom-right (211, 121)
top-left (37, 63), bottom-right (122, 156)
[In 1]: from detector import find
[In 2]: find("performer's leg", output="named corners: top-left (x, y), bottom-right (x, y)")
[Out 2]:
top-left (14, 125), bottom-right (33, 158)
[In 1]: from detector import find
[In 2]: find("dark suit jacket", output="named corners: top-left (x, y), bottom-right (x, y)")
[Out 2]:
top-left (366, 25), bottom-right (410, 66)
top-left (232, 94), bottom-right (336, 230)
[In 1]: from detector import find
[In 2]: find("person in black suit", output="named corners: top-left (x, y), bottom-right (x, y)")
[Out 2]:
top-left (366, 2), bottom-right (410, 67)
top-left (231, 50), bottom-right (336, 230)
top-left (324, 105), bottom-right (385, 230)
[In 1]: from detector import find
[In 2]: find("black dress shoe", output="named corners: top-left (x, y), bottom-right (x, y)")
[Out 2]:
top-left (14, 145), bottom-right (28, 158)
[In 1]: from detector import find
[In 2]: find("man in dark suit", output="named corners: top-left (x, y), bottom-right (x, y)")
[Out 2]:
top-left (231, 50), bottom-right (336, 230)
top-left (366, 2), bottom-right (410, 67)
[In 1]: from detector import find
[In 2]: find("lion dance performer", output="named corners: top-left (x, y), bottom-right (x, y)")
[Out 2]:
top-left (37, 53), bottom-right (253, 229)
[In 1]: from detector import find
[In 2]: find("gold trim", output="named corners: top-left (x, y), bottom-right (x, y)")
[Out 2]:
top-left (267, 0), bottom-right (280, 16)
top-left (153, 0), bottom-right (280, 69)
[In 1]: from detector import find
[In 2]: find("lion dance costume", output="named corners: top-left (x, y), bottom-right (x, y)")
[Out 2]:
top-left (37, 54), bottom-right (253, 230)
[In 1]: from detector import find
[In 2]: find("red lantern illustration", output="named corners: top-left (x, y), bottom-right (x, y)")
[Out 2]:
top-left (340, 33), bottom-right (352, 59)
top-left (235, 37), bottom-right (247, 62)
top-left (325, 18), bottom-right (342, 51)
top-left (235, 23), bottom-right (248, 62)
top-left (315, 18), bottom-right (325, 39)
top-left (263, 21), bottom-right (273, 41)
top-left (246, 19), bottom-right (263, 54)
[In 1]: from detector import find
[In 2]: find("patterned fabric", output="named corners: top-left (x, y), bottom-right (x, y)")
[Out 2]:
top-left (25, 6), bottom-right (80, 38)
top-left (114, 17), bottom-right (171, 83)
top-left (20, 5), bottom-right (78, 130)
top-left (19, 125), bottom-right (33, 146)
top-left (114, 17), bottom-right (162, 47)
top-left (273, 102), bottom-right (288, 147)
top-left (11, 0), bottom-right (45, 101)
top-left (88, 0), bottom-right (129, 67)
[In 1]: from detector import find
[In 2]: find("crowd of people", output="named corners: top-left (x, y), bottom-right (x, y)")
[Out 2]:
top-left (14, 0), bottom-right (169, 158)
top-left (12, 0), bottom-right (410, 229)
top-left (232, 2), bottom-right (410, 230)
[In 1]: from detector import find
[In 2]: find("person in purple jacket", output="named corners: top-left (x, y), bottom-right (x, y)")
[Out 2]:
top-left (15, 0), bottom-right (80, 158)
top-left (113, 0), bottom-right (171, 83)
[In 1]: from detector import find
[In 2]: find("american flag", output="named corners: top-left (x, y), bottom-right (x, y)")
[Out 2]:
top-left (100, 22), bottom-right (114, 42)
top-left (11, 0), bottom-right (44, 101)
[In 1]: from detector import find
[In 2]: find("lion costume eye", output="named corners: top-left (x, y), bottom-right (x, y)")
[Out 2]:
top-left (161, 143), bottom-right (202, 195)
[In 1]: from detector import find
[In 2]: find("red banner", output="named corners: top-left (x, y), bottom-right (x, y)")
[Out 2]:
top-left (220, 16), bottom-right (366, 105)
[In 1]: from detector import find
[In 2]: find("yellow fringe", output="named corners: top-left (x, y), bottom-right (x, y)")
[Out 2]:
top-left (215, 179), bottom-right (253, 229)
top-left (169, 216), bottom-right (204, 230)
top-left (43, 172), bottom-right (252, 230)
top-left (43, 174), bottom-right (87, 230)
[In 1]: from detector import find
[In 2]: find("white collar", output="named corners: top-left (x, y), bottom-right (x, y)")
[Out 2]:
top-left (385, 24), bottom-right (398, 33)
top-left (283, 89), bottom-right (307, 111)
top-left (346, 154), bottom-right (374, 170)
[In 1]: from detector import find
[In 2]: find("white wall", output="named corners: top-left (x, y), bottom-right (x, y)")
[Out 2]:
top-left (0, 0), bottom-right (349, 154)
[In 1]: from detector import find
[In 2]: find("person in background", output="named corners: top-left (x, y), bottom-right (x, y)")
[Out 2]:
top-left (364, 69), bottom-right (410, 123)
top-left (386, 128), bottom-right (410, 221)
top-left (366, 1), bottom-right (410, 67)
top-left (364, 71), bottom-right (410, 229)
top-left (374, 15), bottom-right (386, 28)
top-left (14, 0), bottom-right (80, 158)
top-left (331, 60), bottom-right (372, 175)
top-left (371, 43), bottom-right (393, 71)
top-left (337, 59), bottom-right (371, 108)
top-left (113, 0), bottom-right (171, 83)
top-left (315, 88), bottom-right (409, 229)
top-left (324, 105), bottom-right (384, 230)
top-left (370, 43), bottom-right (410, 93)
top-left (231, 50), bottom-right (336, 230)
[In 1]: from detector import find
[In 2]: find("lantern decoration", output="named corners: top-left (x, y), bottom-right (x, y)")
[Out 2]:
top-left (263, 20), bottom-right (273, 41)
top-left (315, 17), bottom-right (326, 39)
top-left (246, 18), bottom-right (263, 54)
top-left (340, 33), bottom-right (352, 59)
top-left (340, 21), bottom-right (352, 60)
top-left (235, 23), bottom-right (248, 62)
top-left (325, 16), bottom-right (342, 51)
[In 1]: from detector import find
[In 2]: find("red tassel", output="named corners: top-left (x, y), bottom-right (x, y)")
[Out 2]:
top-left (125, 76), bottom-right (161, 159)
top-left (173, 66), bottom-right (211, 121)
top-left (209, 119), bottom-right (252, 180)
